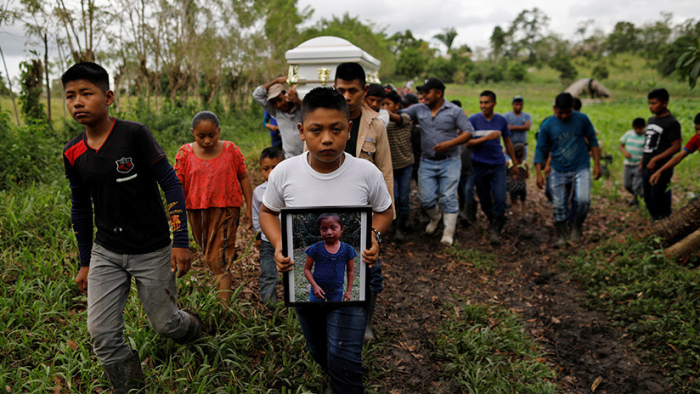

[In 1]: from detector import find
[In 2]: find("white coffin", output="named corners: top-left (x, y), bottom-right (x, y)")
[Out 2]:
top-left (285, 36), bottom-right (381, 98)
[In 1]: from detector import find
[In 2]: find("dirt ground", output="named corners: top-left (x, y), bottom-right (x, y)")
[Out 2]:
top-left (229, 174), bottom-right (672, 393)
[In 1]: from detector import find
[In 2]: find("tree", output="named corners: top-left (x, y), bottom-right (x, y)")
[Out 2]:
top-left (490, 25), bottom-right (508, 59)
top-left (657, 35), bottom-right (697, 78)
top-left (604, 21), bottom-right (640, 54)
top-left (0, 0), bottom-right (20, 125)
top-left (396, 47), bottom-right (425, 77)
top-left (549, 55), bottom-right (577, 83)
top-left (675, 38), bottom-right (700, 88)
top-left (18, 58), bottom-right (46, 123)
top-left (507, 8), bottom-right (550, 63)
top-left (433, 27), bottom-right (457, 53)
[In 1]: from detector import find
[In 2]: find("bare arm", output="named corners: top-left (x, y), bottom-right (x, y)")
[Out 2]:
top-left (591, 146), bottom-right (602, 180)
top-left (238, 171), bottom-right (254, 227)
top-left (344, 258), bottom-right (355, 301)
top-left (535, 162), bottom-right (545, 189)
top-left (304, 256), bottom-right (324, 299)
top-left (647, 139), bottom-right (682, 172)
top-left (434, 130), bottom-right (473, 153)
top-left (504, 136), bottom-right (516, 164)
top-left (619, 143), bottom-right (632, 159)
top-left (363, 208), bottom-right (393, 267)
top-left (650, 150), bottom-right (689, 185)
top-left (259, 203), bottom-right (292, 272)
top-left (465, 131), bottom-right (500, 148)
top-left (508, 121), bottom-right (531, 131)
top-left (262, 76), bottom-right (287, 91)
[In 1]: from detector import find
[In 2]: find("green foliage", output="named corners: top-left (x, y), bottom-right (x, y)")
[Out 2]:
top-left (433, 302), bottom-right (557, 393)
top-left (675, 38), bottom-right (700, 88)
top-left (0, 71), bottom-right (10, 95)
top-left (426, 57), bottom-right (456, 83)
top-left (18, 58), bottom-right (46, 124)
top-left (469, 61), bottom-right (506, 84)
top-left (0, 121), bottom-right (59, 190)
top-left (569, 238), bottom-right (700, 391)
top-left (434, 27), bottom-right (458, 53)
top-left (592, 64), bottom-right (609, 80)
top-left (395, 47), bottom-right (426, 77)
top-left (605, 21), bottom-right (641, 54)
top-left (657, 35), bottom-right (697, 78)
top-left (508, 61), bottom-right (527, 82)
top-left (548, 55), bottom-right (578, 83)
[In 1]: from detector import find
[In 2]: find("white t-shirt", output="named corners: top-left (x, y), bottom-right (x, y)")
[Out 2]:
top-left (262, 152), bottom-right (392, 212)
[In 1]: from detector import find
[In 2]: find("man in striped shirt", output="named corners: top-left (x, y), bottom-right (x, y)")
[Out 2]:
top-left (619, 118), bottom-right (646, 206)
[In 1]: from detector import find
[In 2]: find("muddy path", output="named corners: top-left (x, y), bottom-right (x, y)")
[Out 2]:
top-left (365, 186), bottom-right (670, 394)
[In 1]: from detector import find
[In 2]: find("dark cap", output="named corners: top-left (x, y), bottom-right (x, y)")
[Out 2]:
top-left (512, 94), bottom-right (524, 103)
top-left (401, 93), bottom-right (419, 107)
top-left (418, 77), bottom-right (445, 92)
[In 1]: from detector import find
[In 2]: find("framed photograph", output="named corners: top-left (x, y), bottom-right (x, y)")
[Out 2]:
top-left (281, 205), bottom-right (372, 307)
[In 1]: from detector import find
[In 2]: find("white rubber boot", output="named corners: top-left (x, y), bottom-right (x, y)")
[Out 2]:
top-left (425, 206), bottom-right (442, 234)
top-left (441, 213), bottom-right (458, 245)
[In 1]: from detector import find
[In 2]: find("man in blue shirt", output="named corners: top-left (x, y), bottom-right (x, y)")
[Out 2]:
top-left (465, 90), bottom-right (516, 244)
top-left (535, 93), bottom-right (602, 246)
top-left (402, 77), bottom-right (474, 245)
top-left (503, 95), bottom-right (532, 159)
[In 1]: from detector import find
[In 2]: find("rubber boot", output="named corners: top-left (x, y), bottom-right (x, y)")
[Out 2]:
top-left (554, 221), bottom-right (568, 248)
top-left (570, 214), bottom-right (586, 242)
top-left (440, 213), bottom-right (458, 245)
top-left (103, 350), bottom-right (144, 394)
top-left (488, 216), bottom-right (504, 245)
top-left (364, 292), bottom-right (378, 342)
top-left (173, 310), bottom-right (203, 344)
top-left (425, 205), bottom-right (442, 235)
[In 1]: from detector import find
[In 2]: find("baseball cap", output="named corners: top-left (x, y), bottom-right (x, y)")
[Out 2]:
top-left (266, 83), bottom-right (285, 102)
top-left (512, 95), bottom-right (524, 103)
top-left (418, 77), bottom-right (445, 92)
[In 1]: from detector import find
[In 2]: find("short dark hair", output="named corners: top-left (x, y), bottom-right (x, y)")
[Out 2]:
top-left (450, 99), bottom-right (462, 108)
top-left (694, 112), bottom-right (700, 125)
top-left (573, 97), bottom-right (582, 111)
top-left (554, 93), bottom-right (574, 110)
top-left (260, 146), bottom-right (285, 162)
top-left (632, 117), bottom-right (646, 129)
top-left (479, 90), bottom-right (496, 102)
top-left (61, 62), bottom-right (110, 93)
top-left (335, 62), bottom-right (366, 87)
top-left (513, 143), bottom-right (525, 160)
top-left (648, 88), bottom-right (669, 102)
top-left (317, 213), bottom-right (342, 231)
top-left (366, 83), bottom-right (386, 99)
top-left (192, 110), bottom-right (220, 129)
top-left (301, 87), bottom-right (349, 121)
top-left (385, 90), bottom-right (402, 105)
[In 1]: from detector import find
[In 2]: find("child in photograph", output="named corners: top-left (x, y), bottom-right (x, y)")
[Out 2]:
top-left (507, 143), bottom-right (529, 223)
top-left (175, 111), bottom-right (253, 301)
top-left (62, 62), bottom-right (201, 393)
top-left (619, 117), bottom-right (646, 206)
top-left (252, 146), bottom-right (285, 304)
top-left (304, 213), bottom-right (357, 302)
top-left (650, 112), bottom-right (700, 186)
top-left (259, 87), bottom-right (393, 392)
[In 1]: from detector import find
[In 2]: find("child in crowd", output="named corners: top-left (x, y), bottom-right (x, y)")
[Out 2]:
top-left (252, 146), bottom-right (285, 304)
top-left (263, 110), bottom-right (282, 148)
top-left (619, 118), bottom-right (646, 206)
top-left (641, 88), bottom-right (682, 221)
top-left (507, 143), bottom-right (529, 223)
top-left (650, 113), bottom-right (700, 186)
top-left (364, 83), bottom-right (390, 125)
top-left (382, 90), bottom-right (415, 241)
top-left (175, 111), bottom-right (253, 301)
top-left (304, 213), bottom-right (357, 302)
top-left (62, 62), bottom-right (201, 393)
top-left (259, 87), bottom-right (393, 392)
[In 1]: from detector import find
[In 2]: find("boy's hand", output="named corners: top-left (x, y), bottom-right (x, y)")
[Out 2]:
top-left (313, 285), bottom-right (325, 300)
top-left (486, 130), bottom-right (501, 140)
top-left (255, 239), bottom-right (261, 249)
top-left (536, 173), bottom-right (545, 189)
top-left (650, 171), bottom-right (661, 185)
top-left (343, 290), bottom-right (352, 301)
top-left (593, 163), bottom-right (602, 180)
top-left (646, 158), bottom-right (657, 172)
top-left (275, 248), bottom-right (293, 272)
top-left (433, 141), bottom-right (453, 153)
top-left (362, 238), bottom-right (379, 267)
top-left (75, 267), bottom-right (89, 294)
top-left (171, 247), bottom-right (192, 278)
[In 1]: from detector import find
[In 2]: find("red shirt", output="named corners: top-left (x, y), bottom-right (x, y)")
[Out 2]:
top-left (175, 141), bottom-right (247, 209)
top-left (684, 134), bottom-right (700, 154)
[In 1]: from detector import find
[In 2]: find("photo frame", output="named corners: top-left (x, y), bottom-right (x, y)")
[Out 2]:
top-left (281, 205), bottom-right (372, 307)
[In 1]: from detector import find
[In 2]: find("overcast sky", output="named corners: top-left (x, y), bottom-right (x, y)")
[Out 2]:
top-left (1, 0), bottom-right (699, 81)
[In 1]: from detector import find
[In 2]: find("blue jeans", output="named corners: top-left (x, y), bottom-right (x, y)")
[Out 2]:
top-left (549, 167), bottom-right (591, 222)
top-left (310, 287), bottom-right (343, 302)
top-left (370, 259), bottom-right (383, 293)
top-left (470, 163), bottom-right (507, 220)
top-left (295, 305), bottom-right (367, 393)
top-left (259, 240), bottom-right (278, 304)
top-left (417, 156), bottom-right (461, 213)
top-left (393, 165), bottom-right (413, 215)
top-left (87, 244), bottom-right (194, 365)
top-left (623, 164), bottom-right (643, 198)
top-left (642, 167), bottom-right (673, 220)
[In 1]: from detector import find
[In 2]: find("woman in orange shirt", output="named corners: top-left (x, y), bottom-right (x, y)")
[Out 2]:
top-left (175, 111), bottom-right (253, 301)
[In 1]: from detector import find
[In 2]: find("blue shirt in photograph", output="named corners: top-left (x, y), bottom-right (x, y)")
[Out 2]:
top-left (534, 111), bottom-right (599, 172)
top-left (401, 100), bottom-right (474, 159)
top-left (503, 111), bottom-right (531, 146)
top-left (468, 113), bottom-right (511, 166)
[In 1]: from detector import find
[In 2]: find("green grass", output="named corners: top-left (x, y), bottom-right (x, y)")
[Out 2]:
top-left (445, 245), bottom-right (499, 272)
top-left (569, 237), bottom-right (700, 392)
top-left (433, 302), bottom-right (557, 393)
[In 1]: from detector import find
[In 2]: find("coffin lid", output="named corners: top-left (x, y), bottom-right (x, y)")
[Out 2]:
top-left (285, 36), bottom-right (381, 69)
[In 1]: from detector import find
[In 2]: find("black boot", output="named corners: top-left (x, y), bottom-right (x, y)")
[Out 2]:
top-left (364, 292), bottom-right (378, 342)
top-left (173, 310), bottom-right (203, 344)
top-left (570, 214), bottom-right (586, 242)
top-left (103, 350), bottom-right (144, 394)
top-left (488, 217), bottom-right (500, 245)
top-left (394, 214), bottom-right (406, 242)
top-left (554, 221), bottom-right (568, 247)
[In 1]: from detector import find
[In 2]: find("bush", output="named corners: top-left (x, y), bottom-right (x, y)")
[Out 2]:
top-left (549, 55), bottom-right (578, 83)
top-left (0, 118), bottom-right (60, 190)
top-left (426, 57), bottom-right (456, 83)
top-left (508, 61), bottom-right (527, 81)
top-left (592, 64), bottom-right (610, 80)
